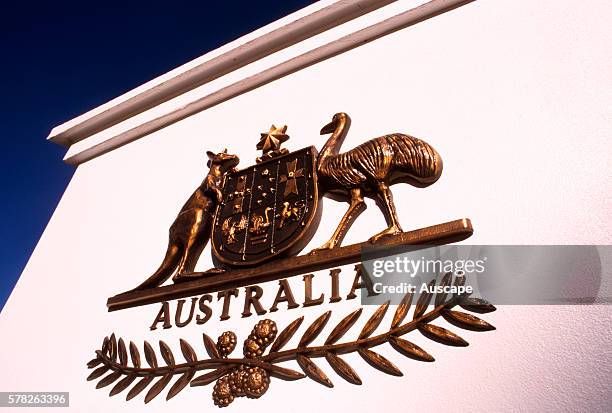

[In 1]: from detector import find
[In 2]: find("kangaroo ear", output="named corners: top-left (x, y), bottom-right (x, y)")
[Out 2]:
top-left (206, 150), bottom-right (215, 159)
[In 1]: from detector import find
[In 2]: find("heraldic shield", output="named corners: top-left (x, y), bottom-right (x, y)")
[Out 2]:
top-left (212, 146), bottom-right (321, 267)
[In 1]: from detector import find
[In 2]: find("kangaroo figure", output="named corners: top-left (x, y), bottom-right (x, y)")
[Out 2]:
top-left (134, 150), bottom-right (239, 290)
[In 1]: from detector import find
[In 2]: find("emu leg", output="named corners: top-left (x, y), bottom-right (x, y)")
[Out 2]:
top-left (310, 188), bottom-right (366, 253)
top-left (370, 182), bottom-right (403, 243)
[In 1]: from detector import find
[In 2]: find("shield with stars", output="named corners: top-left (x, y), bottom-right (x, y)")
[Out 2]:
top-left (211, 146), bottom-right (321, 267)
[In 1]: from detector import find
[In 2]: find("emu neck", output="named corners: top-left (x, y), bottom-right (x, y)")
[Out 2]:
top-left (317, 118), bottom-right (349, 168)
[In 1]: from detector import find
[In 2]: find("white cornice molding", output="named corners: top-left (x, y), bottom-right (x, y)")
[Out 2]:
top-left (53, 0), bottom-right (474, 165)
top-left (48, 0), bottom-right (396, 147)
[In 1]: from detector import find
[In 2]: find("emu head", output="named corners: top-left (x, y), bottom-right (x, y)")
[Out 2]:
top-left (320, 112), bottom-right (351, 135)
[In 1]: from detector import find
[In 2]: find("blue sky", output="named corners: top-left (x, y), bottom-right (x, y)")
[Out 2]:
top-left (0, 0), bottom-right (314, 311)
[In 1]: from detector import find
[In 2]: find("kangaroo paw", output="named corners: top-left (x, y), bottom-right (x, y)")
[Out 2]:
top-left (172, 268), bottom-right (226, 283)
top-left (203, 267), bottom-right (226, 274)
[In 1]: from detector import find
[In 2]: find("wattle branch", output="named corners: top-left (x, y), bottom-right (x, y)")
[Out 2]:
top-left (86, 273), bottom-right (497, 405)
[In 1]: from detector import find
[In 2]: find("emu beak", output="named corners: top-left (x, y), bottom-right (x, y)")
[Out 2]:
top-left (320, 119), bottom-right (336, 135)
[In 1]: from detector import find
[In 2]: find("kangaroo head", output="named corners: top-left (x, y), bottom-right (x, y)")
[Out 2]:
top-left (206, 149), bottom-right (240, 171)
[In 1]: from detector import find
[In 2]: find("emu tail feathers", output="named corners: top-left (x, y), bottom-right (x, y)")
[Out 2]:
top-left (384, 134), bottom-right (442, 184)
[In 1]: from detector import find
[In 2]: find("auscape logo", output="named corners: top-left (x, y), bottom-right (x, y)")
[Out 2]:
top-left (86, 113), bottom-right (497, 407)
top-left (371, 280), bottom-right (474, 296)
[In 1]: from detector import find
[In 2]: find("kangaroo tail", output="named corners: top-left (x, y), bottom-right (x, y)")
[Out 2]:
top-left (133, 243), bottom-right (182, 291)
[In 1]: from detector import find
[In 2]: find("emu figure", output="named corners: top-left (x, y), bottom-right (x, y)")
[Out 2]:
top-left (312, 112), bottom-right (443, 252)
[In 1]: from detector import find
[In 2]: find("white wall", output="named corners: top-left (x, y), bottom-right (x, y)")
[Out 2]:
top-left (1, 0), bottom-right (610, 411)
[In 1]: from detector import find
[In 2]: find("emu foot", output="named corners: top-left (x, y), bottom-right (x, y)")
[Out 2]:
top-left (309, 241), bottom-right (338, 255)
top-left (369, 225), bottom-right (403, 243)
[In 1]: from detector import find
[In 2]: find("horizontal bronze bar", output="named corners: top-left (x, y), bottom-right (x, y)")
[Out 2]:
top-left (107, 218), bottom-right (473, 312)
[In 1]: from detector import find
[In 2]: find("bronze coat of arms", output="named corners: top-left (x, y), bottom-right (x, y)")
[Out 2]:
top-left (93, 113), bottom-right (496, 408)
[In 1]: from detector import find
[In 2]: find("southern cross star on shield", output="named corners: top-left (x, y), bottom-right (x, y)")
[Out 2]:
top-left (279, 159), bottom-right (304, 196)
